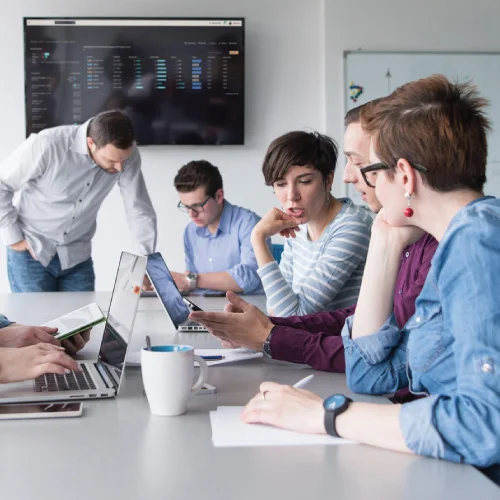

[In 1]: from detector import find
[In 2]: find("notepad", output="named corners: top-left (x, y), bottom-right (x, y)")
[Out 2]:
top-left (210, 406), bottom-right (356, 447)
top-left (126, 348), bottom-right (262, 367)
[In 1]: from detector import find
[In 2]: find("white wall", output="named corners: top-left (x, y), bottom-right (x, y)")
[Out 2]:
top-left (0, 0), bottom-right (326, 292)
top-left (324, 0), bottom-right (500, 197)
top-left (3, 0), bottom-right (500, 292)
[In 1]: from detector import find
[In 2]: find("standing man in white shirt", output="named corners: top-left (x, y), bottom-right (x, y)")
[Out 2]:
top-left (0, 110), bottom-right (157, 292)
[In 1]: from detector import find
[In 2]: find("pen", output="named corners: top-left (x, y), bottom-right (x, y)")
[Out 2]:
top-left (293, 374), bottom-right (314, 389)
top-left (201, 355), bottom-right (225, 361)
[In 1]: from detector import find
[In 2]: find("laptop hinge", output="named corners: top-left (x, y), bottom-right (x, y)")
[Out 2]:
top-left (95, 362), bottom-right (118, 390)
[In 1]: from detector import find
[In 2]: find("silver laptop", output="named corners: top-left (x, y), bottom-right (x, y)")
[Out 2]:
top-left (0, 252), bottom-right (147, 404)
top-left (146, 252), bottom-right (208, 332)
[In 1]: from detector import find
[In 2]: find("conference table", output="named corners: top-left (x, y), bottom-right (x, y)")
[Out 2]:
top-left (0, 292), bottom-right (498, 500)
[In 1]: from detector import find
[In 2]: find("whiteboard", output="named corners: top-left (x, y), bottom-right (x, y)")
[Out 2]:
top-left (344, 51), bottom-right (500, 199)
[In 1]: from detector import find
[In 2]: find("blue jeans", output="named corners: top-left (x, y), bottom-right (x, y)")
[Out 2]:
top-left (7, 249), bottom-right (95, 292)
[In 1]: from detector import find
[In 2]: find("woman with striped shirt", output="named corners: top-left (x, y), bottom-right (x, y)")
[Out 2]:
top-left (251, 131), bottom-right (372, 317)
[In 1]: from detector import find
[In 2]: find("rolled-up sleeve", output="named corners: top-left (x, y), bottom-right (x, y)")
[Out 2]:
top-left (184, 227), bottom-right (198, 273)
top-left (398, 218), bottom-right (500, 468)
top-left (342, 314), bottom-right (409, 394)
top-left (226, 215), bottom-right (266, 294)
top-left (118, 149), bottom-right (157, 255)
top-left (400, 396), bottom-right (461, 463)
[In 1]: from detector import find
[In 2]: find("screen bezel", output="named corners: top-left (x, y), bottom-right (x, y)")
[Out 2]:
top-left (97, 252), bottom-right (147, 391)
top-left (23, 16), bottom-right (245, 146)
top-left (146, 252), bottom-right (191, 329)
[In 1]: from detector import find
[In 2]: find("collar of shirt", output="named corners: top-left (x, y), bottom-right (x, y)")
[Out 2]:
top-left (195, 200), bottom-right (233, 238)
top-left (69, 119), bottom-right (99, 170)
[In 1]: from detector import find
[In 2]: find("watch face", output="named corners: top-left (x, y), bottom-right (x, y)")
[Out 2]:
top-left (324, 394), bottom-right (346, 410)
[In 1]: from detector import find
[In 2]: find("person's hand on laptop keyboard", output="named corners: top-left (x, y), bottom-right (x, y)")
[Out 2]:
top-left (61, 329), bottom-right (91, 356)
top-left (0, 344), bottom-right (81, 384)
top-left (0, 323), bottom-right (61, 348)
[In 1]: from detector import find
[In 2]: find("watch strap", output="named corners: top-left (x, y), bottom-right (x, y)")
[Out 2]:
top-left (324, 396), bottom-right (352, 438)
top-left (262, 325), bottom-right (277, 358)
top-left (187, 273), bottom-right (198, 291)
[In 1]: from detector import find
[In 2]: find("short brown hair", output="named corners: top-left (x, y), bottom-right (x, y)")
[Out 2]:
top-left (344, 98), bottom-right (385, 128)
top-left (174, 160), bottom-right (223, 197)
top-left (361, 75), bottom-right (491, 192)
top-left (88, 110), bottom-right (135, 149)
top-left (262, 131), bottom-right (338, 185)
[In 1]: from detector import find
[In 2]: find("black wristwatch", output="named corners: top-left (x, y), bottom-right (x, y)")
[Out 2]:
top-left (323, 394), bottom-right (352, 437)
top-left (262, 326), bottom-right (276, 359)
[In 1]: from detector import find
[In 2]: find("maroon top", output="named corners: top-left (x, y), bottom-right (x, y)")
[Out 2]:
top-left (269, 233), bottom-right (439, 402)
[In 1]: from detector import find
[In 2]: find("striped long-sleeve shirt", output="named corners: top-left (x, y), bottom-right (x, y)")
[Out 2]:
top-left (257, 198), bottom-right (372, 317)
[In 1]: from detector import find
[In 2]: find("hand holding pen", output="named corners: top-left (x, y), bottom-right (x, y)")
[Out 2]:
top-left (240, 374), bottom-right (328, 434)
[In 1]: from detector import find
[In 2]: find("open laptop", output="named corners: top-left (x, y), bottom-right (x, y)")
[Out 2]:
top-left (0, 251), bottom-right (147, 404)
top-left (146, 252), bottom-right (208, 332)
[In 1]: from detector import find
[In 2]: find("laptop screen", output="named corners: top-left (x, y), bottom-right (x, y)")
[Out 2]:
top-left (146, 252), bottom-right (191, 328)
top-left (98, 252), bottom-right (147, 375)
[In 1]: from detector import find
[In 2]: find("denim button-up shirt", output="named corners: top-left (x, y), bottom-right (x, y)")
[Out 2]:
top-left (342, 196), bottom-right (500, 468)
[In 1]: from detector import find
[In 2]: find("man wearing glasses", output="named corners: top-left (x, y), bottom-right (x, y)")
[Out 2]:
top-left (171, 160), bottom-right (266, 294)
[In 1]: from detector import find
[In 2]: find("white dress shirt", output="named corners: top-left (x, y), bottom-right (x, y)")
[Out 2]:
top-left (0, 120), bottom-right (157, 269)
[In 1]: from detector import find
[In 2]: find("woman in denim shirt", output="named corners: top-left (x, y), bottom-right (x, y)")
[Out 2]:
top-left (239, 75), bottom-right (500, 470)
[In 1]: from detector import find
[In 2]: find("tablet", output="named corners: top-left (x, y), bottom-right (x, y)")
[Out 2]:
top-left (43, 302), bottom-right (106, 340)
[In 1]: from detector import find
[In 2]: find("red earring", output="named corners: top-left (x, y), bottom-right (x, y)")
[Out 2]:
top-left (404, 192), bottom-right (414, 218)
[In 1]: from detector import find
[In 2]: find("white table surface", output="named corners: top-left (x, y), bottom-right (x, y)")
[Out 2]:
top-left (0, 292), bottom-right (498, 500)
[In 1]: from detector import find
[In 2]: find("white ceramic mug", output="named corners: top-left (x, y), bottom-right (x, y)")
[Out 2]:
top-left (141, 345), bottom-right (208, 416)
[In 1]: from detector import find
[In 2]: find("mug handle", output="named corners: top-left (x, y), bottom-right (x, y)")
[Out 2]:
top-left (192, 355), bottom-right (208, 394)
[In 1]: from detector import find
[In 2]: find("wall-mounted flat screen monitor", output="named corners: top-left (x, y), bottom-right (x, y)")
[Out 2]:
top-left (24, 18), bottom-right (245, 145)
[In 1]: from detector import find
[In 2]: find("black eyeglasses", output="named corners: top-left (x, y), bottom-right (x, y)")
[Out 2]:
top-left (177, 196), bottom-right (212, 213)
top-left (360, 162), bottom-right (428, 189)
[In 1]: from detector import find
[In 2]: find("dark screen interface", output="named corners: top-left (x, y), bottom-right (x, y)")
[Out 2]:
top-left (24, 18), bottom-right (244, 145)
top-left (146, 252), bottom-right (190, 328)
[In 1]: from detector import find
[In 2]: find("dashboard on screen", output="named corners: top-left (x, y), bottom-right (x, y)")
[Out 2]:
top-left (24, 18), bottom-right (245, 145)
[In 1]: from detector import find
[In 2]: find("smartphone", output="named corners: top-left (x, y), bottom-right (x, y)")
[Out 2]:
top-left (43, 303), bottom-right (106, 340)
top-left (0, 402), bottom-right (83, 420)
top-left (202, 290), bottom-right (227, 297)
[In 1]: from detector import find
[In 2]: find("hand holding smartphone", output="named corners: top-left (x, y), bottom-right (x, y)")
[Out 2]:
top-left (43, 303), bottom-right (106, 340)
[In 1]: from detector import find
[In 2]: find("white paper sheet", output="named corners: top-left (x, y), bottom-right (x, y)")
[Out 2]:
top-left (210, 406), bottom-right (356, 447)
top-left (126, 348), bottom-right (262, 367)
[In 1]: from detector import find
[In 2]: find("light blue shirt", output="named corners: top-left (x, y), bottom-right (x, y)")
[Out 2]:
top-left (184, 201), bottom-right (264, 294)
top-left (342, 196), bottom-right (500, 468)
top-left (0, 120), bottom-right (157, 269)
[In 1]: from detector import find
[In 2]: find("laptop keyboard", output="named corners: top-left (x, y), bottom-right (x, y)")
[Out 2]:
top-left (34, 364), bottom-right (96, 392)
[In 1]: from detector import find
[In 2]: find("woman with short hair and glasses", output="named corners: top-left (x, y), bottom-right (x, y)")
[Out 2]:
top-left (191, 106), bottom-right (437, 408)
top-left (238, 75), bottom-right (500, 472)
